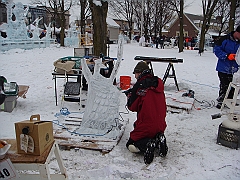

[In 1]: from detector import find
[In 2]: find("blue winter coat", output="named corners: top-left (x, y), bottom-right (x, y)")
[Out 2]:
top-left (214, 31), bottom-right (240, 74)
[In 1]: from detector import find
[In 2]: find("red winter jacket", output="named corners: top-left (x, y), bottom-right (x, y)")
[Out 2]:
top-left (128, 74), bottom-right (167, 141)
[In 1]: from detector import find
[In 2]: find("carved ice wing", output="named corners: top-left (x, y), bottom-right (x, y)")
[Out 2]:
top-left (81, 58), bottom-right (92, 83)
top-left (110, 35), bottom-right (124, 82)
top-left (93, 58), bottom-right (105, 76)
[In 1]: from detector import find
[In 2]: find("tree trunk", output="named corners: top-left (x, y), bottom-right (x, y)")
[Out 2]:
top-left (199, 24), bottom-right (206, 54)
top-left (80, 0), bottom-right (86, 34)
top-left (178, 0), bottom-right (184, 53)
top-left (60, 0), bottom-right (65, 46)
top-left (89, 0), bottom-right (108, 57)
top-left (60, 14), bottom-right (65, 46)
top-left (229, 0), bottom-right (236, 32)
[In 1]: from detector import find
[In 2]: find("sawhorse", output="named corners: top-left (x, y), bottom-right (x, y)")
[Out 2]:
top-left (4, 140), bottom-right (68, 180)
top-left (162, 62), bottom-right (179, 91)
top-left (134, 56), bottom-right (183, 91)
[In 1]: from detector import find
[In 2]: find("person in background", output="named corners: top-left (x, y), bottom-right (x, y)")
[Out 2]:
top-left (214, 25), bottom-right (240, 109)
top-left (159, 35), bottom-right (165, 49)
top-left (170, 37), bottom-right (175, 48)
top-left (124, 61), bottom-right (168, 164)
top-left (155, 35), bottom-right (159, 49)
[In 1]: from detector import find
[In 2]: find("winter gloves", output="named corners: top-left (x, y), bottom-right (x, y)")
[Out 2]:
top-left (228, 53), bottom-right (236, 60)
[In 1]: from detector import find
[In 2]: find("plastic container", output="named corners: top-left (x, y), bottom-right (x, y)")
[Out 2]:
top-left (217, 123), bottom-right (240, 149)
top-left (59, 56), bottom-right (83, 69)
top-left (4, 82), bottom-right (18, 95)
top-left (0, 95), bottom-right (17, 112)
top-left (120, 76), bottom-right (131, 90)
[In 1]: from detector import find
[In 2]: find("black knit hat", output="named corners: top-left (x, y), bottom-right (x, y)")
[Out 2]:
top-left (236, 25), bottom-right (240, 33)
top-left (133, 61), bottom-right (149, 74)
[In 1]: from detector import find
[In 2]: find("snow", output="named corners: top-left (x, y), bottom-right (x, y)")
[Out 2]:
top-left (0, 43), bottom-right (240, 180)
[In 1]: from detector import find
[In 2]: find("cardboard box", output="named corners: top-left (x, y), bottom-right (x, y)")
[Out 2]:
top-left (0, 95), bottom-right (17, 112)
top-left (15, 114), bottom-right (54, 155)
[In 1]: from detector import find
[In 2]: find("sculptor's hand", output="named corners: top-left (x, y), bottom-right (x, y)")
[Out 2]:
top-left (0, 140), bottom-right (7, 147)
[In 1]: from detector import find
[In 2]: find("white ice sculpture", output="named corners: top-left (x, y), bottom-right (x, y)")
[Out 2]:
top-left (44, 22), bottom-right (52, 39)
top-left (7, 2), bottom-right (28, 39)
top-left (232, 47), bottom-right (240, 84)
top-left (0, 1), bottom-right (53, 51)
top-left (64, 25), bottom-right (79, 47)
top-left (32, 16), bottom-right (43, 39)
top-left (77, 35), bottom-right (124, 139)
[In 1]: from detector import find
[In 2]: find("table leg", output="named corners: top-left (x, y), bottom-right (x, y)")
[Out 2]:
top-left (163, 63), bottom-right (171, 83)
top-left (54, 75), bottom-right (57, 106)
top-left (39, 163), bottom-right (51, 179)
top-left (171, 64), bottom-right (179, 91)
top-left (54, 143), bottom-right (67, 176)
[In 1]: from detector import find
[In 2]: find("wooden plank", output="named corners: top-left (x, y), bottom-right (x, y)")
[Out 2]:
top-left (53, 119), bottom-right (128, 153)
top-left (165, 91), bottom-right (194, 112)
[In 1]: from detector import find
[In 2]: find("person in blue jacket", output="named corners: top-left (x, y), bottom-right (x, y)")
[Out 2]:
top-left (214, 25), bottom-right (240, 109)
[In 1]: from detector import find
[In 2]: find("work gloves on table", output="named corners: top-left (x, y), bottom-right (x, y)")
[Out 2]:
top-left (228, 54), bottom-right (236, 60)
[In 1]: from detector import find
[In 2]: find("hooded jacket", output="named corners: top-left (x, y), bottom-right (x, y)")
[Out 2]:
top-left (214, 31), bottom-right (240, 74)
top-left (127, 70), bottom-right (167, 141)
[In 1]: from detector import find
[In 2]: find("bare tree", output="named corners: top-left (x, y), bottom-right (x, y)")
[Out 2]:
top-left (153, 0), bottom-right (175, 37)
top-left (109, 0), bottom-right (135, 40)
top-left (89, 0), bottom-right (108, 56)
top-left (213, 1), bottom-right (230, 36)
top-left (170, 0), bottom-right (184, 53)
top-left (58, 0), bottom-right (72, 46)
top-left (228, 0), bottom-right (237, 31)
top-left (198, 0), bottom-right (218, 54)
top-left (78, 0), bottom-right (91, 34)
top-left (31, 0), bottom-right (72, 46)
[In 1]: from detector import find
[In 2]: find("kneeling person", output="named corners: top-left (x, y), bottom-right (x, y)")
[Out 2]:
top-left (125, 61), bottom-right (168, 164)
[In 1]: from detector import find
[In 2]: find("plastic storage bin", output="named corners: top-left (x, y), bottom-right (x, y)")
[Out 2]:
top-left (217, 123), bottom-right (240, 149)
top-left (0, 82), bottom-right (18, 112)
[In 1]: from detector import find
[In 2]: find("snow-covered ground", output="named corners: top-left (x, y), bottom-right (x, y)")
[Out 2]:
top-left (0, 42), bottom-right (240, 180)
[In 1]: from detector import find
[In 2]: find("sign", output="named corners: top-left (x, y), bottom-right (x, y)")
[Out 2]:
top-left (0, 159), bottom-right (19, 179)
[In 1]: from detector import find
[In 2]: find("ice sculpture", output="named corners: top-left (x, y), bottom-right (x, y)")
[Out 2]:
top-left (77, 35), bottom-right (124, 139)
top-left (0, 0), bottom-right (53, 51)
top-left (232, 47), bottom-right (240, 84)
top-left (64, 24), bottom-right (79, 47)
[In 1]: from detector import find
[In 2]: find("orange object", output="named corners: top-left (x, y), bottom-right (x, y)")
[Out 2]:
top-left (0, 143), bottom-right (4, 148)
top-left (228, 54), bottom-right (236, 60)
top-left (120, 76), bottom-right (131, 90)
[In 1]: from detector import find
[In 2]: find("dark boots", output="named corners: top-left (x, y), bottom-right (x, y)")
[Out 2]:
top-left (143, 132), bottom-right (168, 164)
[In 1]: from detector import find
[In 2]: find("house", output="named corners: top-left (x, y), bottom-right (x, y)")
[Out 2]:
top-left (106, 17), bottom-right (120, 43)
top-left (84, 17), bottom-right (120, 44)
top-left (167, 12), bottom-right (222, 39)
top-left (167, 13), bottom-right (201, 39)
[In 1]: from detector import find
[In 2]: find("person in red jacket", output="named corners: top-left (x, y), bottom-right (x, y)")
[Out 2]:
top-left (125, 61), bottom-right (168, 164)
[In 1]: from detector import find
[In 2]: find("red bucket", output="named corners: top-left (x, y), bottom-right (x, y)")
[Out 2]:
top-left (120, 76), bottom-right (131, 90)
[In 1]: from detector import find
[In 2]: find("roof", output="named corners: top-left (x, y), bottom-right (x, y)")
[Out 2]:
top-left (106, 17), bottom-right (120, 28)
top-left (185, 13), bottom-right (204, 22)
top-left (184, 13), bottom-right (200, 31)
